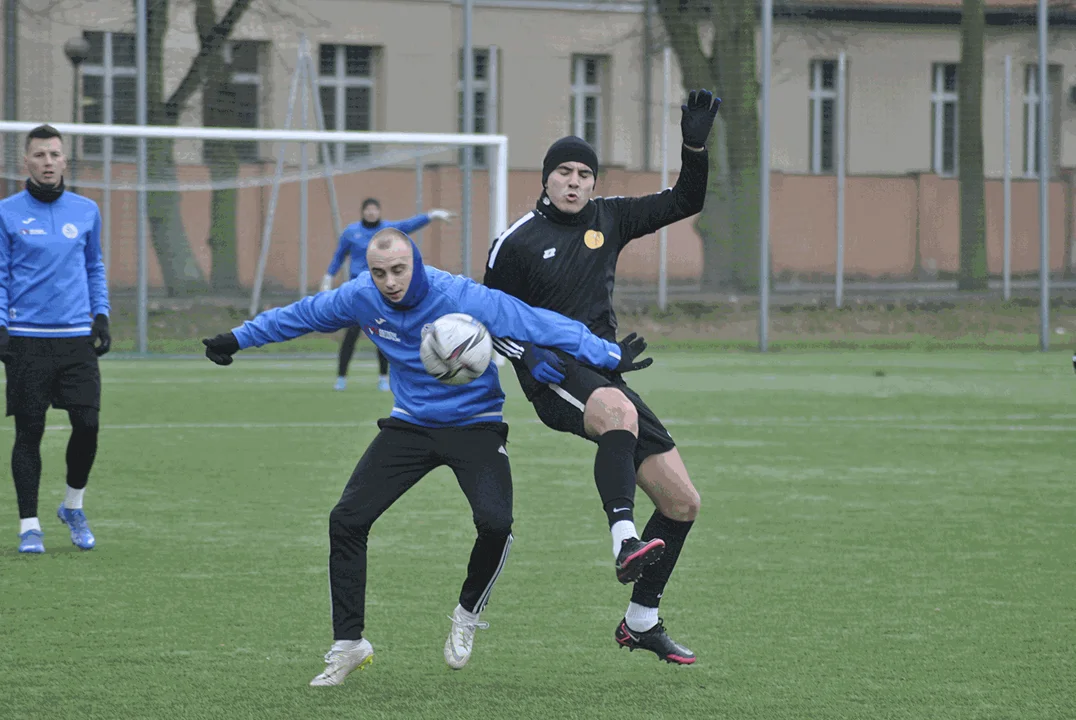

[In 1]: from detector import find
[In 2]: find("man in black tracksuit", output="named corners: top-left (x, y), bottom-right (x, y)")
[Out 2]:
top-left (484, 89), bottom-right (719, 665)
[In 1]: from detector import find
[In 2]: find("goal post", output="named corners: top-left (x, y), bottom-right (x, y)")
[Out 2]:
top-left (0, 119), bottom-right (509, 352)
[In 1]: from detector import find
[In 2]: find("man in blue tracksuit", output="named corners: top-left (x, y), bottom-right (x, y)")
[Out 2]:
top-left (0, 124), bottom-right (111, 554)
top-left (320, 197), bottom-right (455, 392)
top-left (203, 227), bottom-right (650, 686)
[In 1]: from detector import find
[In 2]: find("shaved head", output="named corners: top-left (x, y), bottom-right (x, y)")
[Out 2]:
top-left (367, 228), bottom-right (414, 303)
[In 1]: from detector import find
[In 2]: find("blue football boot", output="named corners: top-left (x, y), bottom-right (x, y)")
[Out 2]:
top-left (57, 505), bottom-right (96, 550)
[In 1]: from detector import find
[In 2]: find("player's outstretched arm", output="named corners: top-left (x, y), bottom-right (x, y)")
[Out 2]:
top-left (202, 283), bottom-right (366, 365)
top-left (455, 278), bottom-right (650, 373)
top-left (612, 88), bottom-right (720, 246)
top-left (325, 229), bottom-right (351, 281)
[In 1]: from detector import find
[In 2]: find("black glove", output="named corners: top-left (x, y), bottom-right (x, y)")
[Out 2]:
top-left (615, 332), bottom-right (653, 374)
top-left (90, 314), bottom-right (111, 357)
top-left (522, 345), bottom-right (566, 384)
top-left (203, 332), bottom-right (240, 366)
top-left (0, 326), bottom-right (9, 363)
top-left (680, 89), bottom-right (721, 150)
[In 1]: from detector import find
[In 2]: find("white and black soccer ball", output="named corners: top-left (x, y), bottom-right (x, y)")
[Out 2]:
top-left (419, 313), bottom-right (493, 385)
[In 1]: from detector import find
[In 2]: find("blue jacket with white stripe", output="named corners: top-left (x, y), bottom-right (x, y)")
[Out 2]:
top-left (0, 187), bottom-right (110, 337)
top-left (232, 264), bottom-right (623, 428)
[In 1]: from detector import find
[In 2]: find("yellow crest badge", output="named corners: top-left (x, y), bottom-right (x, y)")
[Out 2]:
top-left (584, 230), bottom-right (605, 250)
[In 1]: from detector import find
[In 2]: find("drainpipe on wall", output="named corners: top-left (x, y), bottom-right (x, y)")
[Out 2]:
top-left (642, 0), bottom-right (652, 172)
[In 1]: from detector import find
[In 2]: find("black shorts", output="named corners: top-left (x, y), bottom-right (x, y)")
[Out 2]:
top-left (4, 336), bottom-right (101, 417)
top-left (517, 352), bottom-right (675, 469)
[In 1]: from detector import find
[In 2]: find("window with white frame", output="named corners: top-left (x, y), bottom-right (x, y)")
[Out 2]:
top-left (458, 47), bottom-right (499, 167)
top-left (1023, 64), bottom-right (1062, 177)
top-left (81, 31), bottom-right (137, 158)
top-left (930, 63), bottom-right (958, 176)
top-left (570, 55), bottom-right (604, 152)
top-left (808, 60), bottom-right (837, 174)
top-left (318, 44), bottom-right (376, 164)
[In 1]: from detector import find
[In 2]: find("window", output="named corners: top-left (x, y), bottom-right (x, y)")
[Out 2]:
top-left (930, 64), bottom-right (958, 176)
top-left (203, 41), bottom-right (264, 163)
top-left (458, 47), bottom-right (499, 167)
top-left (317, 44), bottom-right (375, 164)
top-left (81, 31), bottom-right (137, 158)
top-left (570, 55), bottom-right (604, 152)
top-left (1023, 64), bottom-right (1062, 177)
top-left (808, 60), bottom-right (837, 174)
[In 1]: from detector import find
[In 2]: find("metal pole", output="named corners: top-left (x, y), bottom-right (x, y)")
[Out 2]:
top-left (299, 71), bottom-right (308, 297)
top-left (759, 0), bottom-right (773, 352)
top-left (461, 0), bottom-right (474, 277)
top-left (1037, 0), bottom-right (1049, 351)
top-left (835, 51), bottom-right (847, 308)
top-left (249, 48), bottom-right (303, 317)
top-left (136, 0), bottom-right (148, 354)
top-left (642, 0), bottom-right (653, 172)
top-left (102, 31), bottom-right (114, 284)
top-left (102, 32), bottom-right (113, 281)
top-left (1003, 54), bottom-right (1012, 301)
top-left (69, 68), bottom-right (79, 191)
top-left (658, 46), bottom-right (670, 311)
top-left (4, 0), bottom-right (17, 198)
top-left (301, 36), bottom-right (342, 240)
top-left (415, 156), bottom-right (423, 239)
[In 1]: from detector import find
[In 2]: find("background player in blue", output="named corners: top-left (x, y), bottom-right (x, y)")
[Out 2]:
top-left (0, 124), bottom-right (111, 554)
top-left (202, 227), bottom-right (648, 686)
top-left (320, 197), bottom-right (455, 392)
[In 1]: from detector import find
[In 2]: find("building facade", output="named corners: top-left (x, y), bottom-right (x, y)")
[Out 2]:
top-left (2, 0), bottom-right (1074, 289)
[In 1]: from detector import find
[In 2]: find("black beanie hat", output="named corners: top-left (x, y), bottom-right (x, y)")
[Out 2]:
top-left (361, 197), bottom-right (381, 210)
top-left (542, 136), bottom-right (598, 187)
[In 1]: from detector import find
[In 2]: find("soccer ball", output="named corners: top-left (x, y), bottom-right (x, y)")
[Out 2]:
top-left (419, 313), bottom-right (493, 385)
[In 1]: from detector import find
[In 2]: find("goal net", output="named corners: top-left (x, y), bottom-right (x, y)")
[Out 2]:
top-left (0, 121), bottom-right (509, 348)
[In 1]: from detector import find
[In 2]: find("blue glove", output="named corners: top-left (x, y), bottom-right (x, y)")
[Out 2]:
top-left (523, 346), bottom-right (566, 384)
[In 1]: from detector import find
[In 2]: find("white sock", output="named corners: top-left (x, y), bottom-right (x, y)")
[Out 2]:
top-left (330, 639), bottom-right (365, 652)
top-left (611, 520), bottom-right (638, 559)
top-left (65, 486), bottom-right (85, 510)
top-left (379, 374), bottom-right (388, 381)
top-left (20, 517), bottom-right (41, 534)
top-left (624, 602), bottom-right (659, 633)
top-left (454, 603), bottom-right (480, 622)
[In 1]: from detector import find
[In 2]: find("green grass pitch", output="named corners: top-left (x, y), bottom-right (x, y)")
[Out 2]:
top-left (1, 350), bottom-right (1073, 720)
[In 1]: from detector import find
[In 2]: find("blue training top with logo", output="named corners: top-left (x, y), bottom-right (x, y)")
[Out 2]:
top-left (0, 189), bottom-right (110, 337)
top-left (231, 266), bottom-right (623, 428)
top-left (327, 214), bottom-right (431, 279)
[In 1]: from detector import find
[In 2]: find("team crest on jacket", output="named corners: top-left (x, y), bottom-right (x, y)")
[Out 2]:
top-left (584, 229), bottom-right (604, 249)
top-left (62, 223), bottom-right (78, 239)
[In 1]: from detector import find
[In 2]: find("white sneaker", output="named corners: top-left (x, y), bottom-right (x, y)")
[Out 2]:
top-left (443, 605), bottom-right (489, 670)
top-left (309, 639), bottom-right (374, 686)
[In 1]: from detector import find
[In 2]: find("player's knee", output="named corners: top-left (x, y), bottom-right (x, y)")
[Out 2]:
top-left (584, 388), bottom-right (638, 436)
top-left (474, 509), bottom-right (513, 537)
top-left (14, 415), bottom-right (46, 442)
top-left (68, 407), bottom-right (99, 433)
top-left (329, 504), bottom-right (368, 536)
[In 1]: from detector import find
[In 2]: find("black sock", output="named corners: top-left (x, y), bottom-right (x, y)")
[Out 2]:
top-left (12, 415), bottom-right (45, 519)
top-left (66, 407), bottom-right (99, 490)
top-left (594, 429), bottom-right (637, 527)
top-left (377, 349), bottom-right (388, 375)
top-left (632, 511), bottom-right (695, 607)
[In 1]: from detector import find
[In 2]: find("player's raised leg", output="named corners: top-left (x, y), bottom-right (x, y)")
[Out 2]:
top-left (311, 422), bottom-right (433, 686)
top-left (583, 387), bottom-right (665, 583)
top-left (616, 447), bottom-right (699, 664)
top-left (443, 423), bottom-right (514, 669)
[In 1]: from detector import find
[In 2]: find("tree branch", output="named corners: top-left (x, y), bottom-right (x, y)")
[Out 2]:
top-left (657, 0), bottom-right (713, 91)
top-left (163, 0), bottom-right (254, 120)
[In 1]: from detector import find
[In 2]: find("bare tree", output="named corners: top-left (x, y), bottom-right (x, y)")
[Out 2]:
top-left (958, 0), bottom-right (988, 290)
top-left (658, 0), bottom-right (761, 292)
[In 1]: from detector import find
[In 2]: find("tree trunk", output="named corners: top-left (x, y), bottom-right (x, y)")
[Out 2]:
top-left (199, 0), bottom-right (241, 291)
top-left (958, 0), bottom-right (988, 290)
top-left (143, 0), bottom-right (207, 296)
top-left (658, 0), bottom-right (761, 292)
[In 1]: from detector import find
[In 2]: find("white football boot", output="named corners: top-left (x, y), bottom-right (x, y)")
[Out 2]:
top-left (309, 639), bottom-right (374, 686)
top-left (443, 605), bottom-right (489, 670)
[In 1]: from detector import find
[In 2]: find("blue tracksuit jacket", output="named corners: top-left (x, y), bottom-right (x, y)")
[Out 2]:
top-left (327, 215), bottom-right (431, 279)
top-left (0, 189), bottom-right (110, 337)
top-left (232, 267), bottom-right (622, 428)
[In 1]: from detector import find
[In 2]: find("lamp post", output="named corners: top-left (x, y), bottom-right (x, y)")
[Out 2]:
top-left (63, 36), bottom-right (90, 192)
